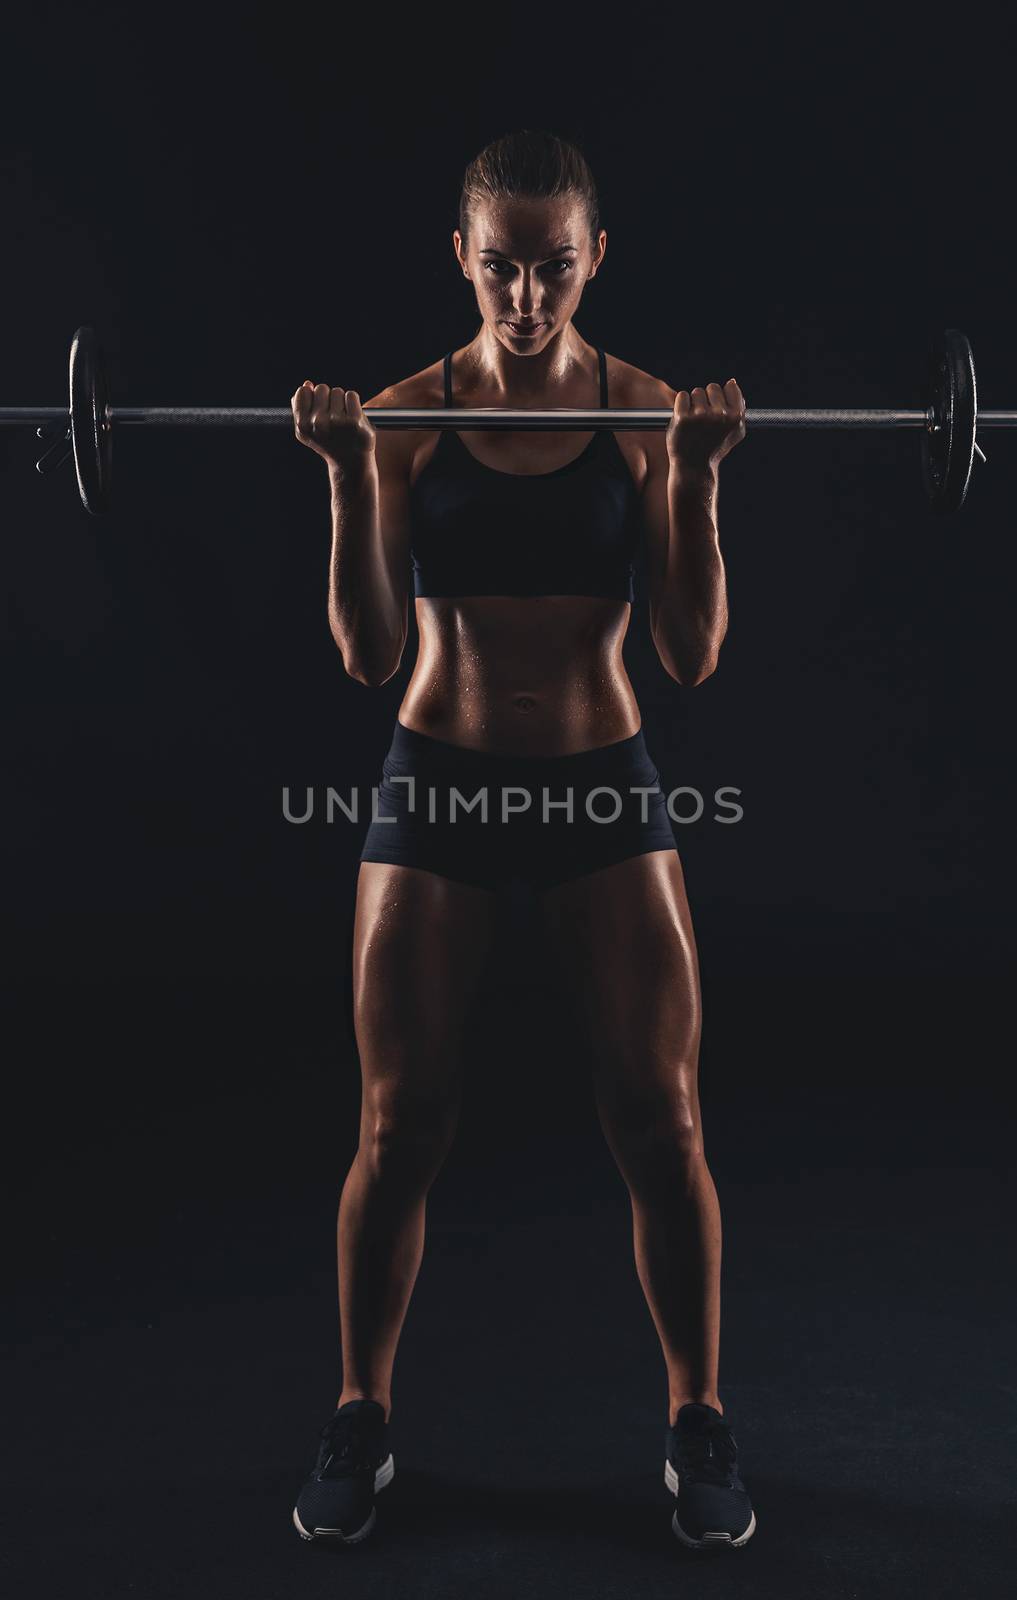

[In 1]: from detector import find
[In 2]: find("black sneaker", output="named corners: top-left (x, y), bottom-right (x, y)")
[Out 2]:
top-left (664, 1401), bottom-right (756, 1549)
top-left (292, 1398), bottom-right (395, 1544)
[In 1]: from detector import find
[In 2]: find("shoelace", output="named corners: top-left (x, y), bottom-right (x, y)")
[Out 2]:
top-left (316, 1413), bottom-right (371, 1478)
top-left (673, 1422), bottom-right (738, 1488)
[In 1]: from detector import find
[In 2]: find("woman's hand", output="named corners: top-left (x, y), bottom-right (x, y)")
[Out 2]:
top-left (291, 381), bottom-right (377, 469)
top-left (666, 379), bottom-right (746, 471)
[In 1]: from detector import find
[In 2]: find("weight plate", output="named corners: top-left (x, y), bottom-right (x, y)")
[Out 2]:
top-left (69, 325), bottom-right (113, 514)
top-left (921, 328), bottom-right (976, 514)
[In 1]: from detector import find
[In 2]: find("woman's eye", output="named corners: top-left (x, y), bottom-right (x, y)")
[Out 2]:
top-left (483, 260), bottom-right (574, 275)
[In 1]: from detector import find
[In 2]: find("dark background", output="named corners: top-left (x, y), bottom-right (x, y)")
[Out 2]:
top-left (4, 6), bottom-right (1015, 1597)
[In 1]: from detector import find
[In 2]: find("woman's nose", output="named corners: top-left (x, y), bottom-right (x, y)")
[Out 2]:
top-left (512, 271), bottom-right (537, 315)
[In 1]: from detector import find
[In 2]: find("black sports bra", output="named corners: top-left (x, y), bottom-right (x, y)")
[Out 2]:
top-left (409, 347), bottom-right (641, 601)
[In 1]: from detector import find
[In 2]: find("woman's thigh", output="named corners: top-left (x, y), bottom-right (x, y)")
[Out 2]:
top-left (538, 848), bottom-right (704, 1140)
top-left (353, 861), bottom-right (500, 1121)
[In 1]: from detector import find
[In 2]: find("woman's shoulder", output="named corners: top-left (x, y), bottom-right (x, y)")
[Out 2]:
top-left (360, 361), bottom-right (447, 477)
top-left (602, 353), bottom-right (677, 484)
top-left (363, 358), bottom-right (445, 412)
top-left (604, 350), bottom-right (677, 408)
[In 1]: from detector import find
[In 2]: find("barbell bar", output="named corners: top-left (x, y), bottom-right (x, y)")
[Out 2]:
top-left (1, 325), bottom-right (1012, 517)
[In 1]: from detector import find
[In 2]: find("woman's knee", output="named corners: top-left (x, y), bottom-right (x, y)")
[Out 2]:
top-left (596, 1078), bottom-right (704, 1184)
top-left (359, 1084), bottom-right (461, 1186)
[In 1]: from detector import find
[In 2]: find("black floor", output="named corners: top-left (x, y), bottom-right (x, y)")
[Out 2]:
top-left (7, 964), bottom-right (1016, 1600)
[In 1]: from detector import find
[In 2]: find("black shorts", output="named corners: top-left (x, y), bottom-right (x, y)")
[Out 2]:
top-left (359, 720), bottom-right (677, 892)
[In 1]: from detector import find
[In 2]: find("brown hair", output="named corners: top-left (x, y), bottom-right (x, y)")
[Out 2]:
top-left (458, 128), bottom-right (600, 250)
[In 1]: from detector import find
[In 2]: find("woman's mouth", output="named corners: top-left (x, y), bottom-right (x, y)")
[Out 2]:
top-left (506, 321), bottom-right (544, 338)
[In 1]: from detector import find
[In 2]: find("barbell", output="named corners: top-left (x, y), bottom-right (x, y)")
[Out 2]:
top-left (1, 325), bottom-right (1012, 517)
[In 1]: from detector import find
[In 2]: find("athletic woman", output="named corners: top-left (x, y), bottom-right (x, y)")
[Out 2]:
top-left (290, 129), bottom-right (754, 1552)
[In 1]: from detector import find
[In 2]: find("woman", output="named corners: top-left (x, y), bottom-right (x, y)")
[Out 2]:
top-left (289, 129), bottom-right (754, 1553)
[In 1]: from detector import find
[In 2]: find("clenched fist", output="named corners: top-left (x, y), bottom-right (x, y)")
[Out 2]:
top-left (291, 381), bottom-right (377, 469)
top-left (667, 379), bottom-right (746, 471)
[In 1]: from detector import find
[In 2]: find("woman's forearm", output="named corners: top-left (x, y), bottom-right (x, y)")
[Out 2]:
top-left (326, 458), bottom-right (405, 685)
top-left (652, 462), bottom-right (729, 685)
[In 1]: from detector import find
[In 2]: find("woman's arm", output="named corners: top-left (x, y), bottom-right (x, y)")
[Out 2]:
top-left (292, 379), bottom-right (410, 686)
top-left (325, 400), bottom-right (411, 686)
top-left (641, 379), bottom-right (745, 686)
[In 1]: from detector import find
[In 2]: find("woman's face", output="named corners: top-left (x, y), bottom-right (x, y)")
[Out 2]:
top-left (453, 195), bottom-right (606, 353)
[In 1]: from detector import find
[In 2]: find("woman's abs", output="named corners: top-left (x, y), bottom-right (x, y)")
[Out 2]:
top-left (398, 595), bottom-right (641, 756)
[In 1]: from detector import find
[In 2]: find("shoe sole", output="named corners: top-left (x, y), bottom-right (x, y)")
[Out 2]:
top-left (292, 1453), bottom-right (395, 1544)
top-left (664, 1458), bottom-right (756, 1548)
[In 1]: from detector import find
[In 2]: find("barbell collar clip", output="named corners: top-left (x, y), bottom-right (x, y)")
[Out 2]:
top-left (35, 428), bottom-right (73, 475)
